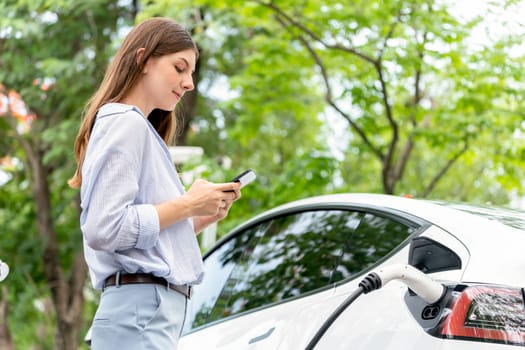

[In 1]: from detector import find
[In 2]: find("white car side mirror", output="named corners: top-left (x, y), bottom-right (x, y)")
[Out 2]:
top-left (0, 260), bottom-right (9, 282)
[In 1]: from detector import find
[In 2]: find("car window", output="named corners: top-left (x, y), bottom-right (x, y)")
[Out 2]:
top-left (184, 209), bottom-right (416, 332)
top-left (183, 221), bottom-right (270, 332)
top-left (334, 212), bottom-right (417, 280)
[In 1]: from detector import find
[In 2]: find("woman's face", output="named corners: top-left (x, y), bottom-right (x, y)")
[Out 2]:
top-left (141, 48), bottom-right (196, 112)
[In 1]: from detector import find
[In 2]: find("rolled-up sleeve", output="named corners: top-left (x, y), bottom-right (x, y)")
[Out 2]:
top-left (134, 204), bottom-right (160, 249)
top-left (80, 111), bottom-right (160, 252)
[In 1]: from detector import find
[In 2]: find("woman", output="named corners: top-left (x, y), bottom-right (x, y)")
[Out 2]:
top-left (68, 17), bottom-right (241, 349)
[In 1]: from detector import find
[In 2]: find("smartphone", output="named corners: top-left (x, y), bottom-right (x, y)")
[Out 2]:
top-left (228, 169), bottom-right (256, 189)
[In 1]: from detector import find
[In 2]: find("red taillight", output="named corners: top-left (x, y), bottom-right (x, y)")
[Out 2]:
top-left (439, 286), bottom-right (525, 345)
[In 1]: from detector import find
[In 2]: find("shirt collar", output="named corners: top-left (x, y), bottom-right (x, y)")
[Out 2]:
top-left (97, 103), bottom-right (142, 118)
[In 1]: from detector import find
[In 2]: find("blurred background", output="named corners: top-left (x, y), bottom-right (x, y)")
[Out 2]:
top-left (1, 0), bottom-right (525, 348)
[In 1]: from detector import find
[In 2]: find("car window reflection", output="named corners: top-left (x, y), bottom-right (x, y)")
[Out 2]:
top-left (184, 209), bottom-right (416, 331)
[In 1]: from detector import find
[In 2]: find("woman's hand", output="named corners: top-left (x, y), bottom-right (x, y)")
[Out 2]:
top-left (155, 179), bottom-right (240, 231)
top-left (192, 190), bottom-right (240, 234)
top-left (183, 179), bottom-right (241, 217)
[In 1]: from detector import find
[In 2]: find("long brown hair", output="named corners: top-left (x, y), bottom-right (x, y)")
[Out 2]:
top-left (68, 17), bottom-right (198, 189)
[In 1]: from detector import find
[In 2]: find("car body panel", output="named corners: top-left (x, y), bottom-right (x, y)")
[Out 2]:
top-left (179, 287), bottom-right (336, 349)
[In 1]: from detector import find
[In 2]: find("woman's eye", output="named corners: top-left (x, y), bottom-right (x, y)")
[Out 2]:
top-left (175, 66), bottom-right (184, 73)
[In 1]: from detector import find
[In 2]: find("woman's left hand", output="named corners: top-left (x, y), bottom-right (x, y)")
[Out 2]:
top-left (193, 188), bottom-right (240, 233)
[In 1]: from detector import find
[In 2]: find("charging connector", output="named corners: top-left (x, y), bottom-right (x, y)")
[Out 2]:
top-left (360, 264), bottom-right (446, 304)
top-left (304, 264), bottom-right (445, 349)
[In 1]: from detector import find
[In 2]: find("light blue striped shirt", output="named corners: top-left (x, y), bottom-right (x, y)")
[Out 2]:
top-left (80, 103), bottom-right (204, 290)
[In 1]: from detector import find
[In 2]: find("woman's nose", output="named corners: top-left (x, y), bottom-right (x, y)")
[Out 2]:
top-left (182, 75), bottom-right (194, 91)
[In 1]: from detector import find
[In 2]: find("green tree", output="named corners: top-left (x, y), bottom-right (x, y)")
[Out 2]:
top-left (250, 0), bottom-right (525, 198)
top-left (144, 0), bottom-right (525, 208)
top-left (0, 1), bottom-right (137, 348)
top-left (140, 1), bottom-right (340, 232)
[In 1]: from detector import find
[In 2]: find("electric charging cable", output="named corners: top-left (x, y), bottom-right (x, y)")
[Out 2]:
top-left (304, 264), bottom-right (446, 350)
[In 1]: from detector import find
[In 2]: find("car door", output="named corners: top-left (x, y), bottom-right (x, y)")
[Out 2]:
top-left (312, 225), bottom-right (470, 349)
top-left (179, 207), bottom-right (420, 349)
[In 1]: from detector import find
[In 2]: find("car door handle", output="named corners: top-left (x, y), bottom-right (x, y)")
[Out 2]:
top-left (248, 326), bottom-right (275, 344)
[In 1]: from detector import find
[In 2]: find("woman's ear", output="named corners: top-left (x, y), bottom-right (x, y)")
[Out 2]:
top-left (136, 48), bottom-right (147, 73)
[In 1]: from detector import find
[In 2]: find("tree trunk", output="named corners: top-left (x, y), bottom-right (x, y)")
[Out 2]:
top-left (0, 286), bottom-right (14, 350)
top-left (21, 139), bottom-right (87, 350)
top-left (177, 51), bottom-right (201, 146)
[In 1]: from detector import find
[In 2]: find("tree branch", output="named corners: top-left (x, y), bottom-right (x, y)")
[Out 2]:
top-left (422, 137), bottom-right (470, 197)
top-left (375, 59), bottom-right (398, 193)
top-left (393, 137), bottom-right (414, 183)
top-left (272, 12), bottom-right (384, 161)
top-left (393, 29), bottom-right (429, 184)
top-left (376, 8), bottom-right (402, 60)
top-left (253, 0), bottom-right (377, 65)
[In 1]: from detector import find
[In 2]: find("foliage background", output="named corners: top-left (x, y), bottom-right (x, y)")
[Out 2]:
top-left (0, 0), bottom-right (524, 348)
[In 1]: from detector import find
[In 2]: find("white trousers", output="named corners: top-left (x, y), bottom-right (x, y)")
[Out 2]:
top-left (90, 283), bottom-right (187, 350)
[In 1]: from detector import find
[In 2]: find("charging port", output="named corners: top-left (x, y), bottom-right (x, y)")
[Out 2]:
top-left (422, 305), bottom-right (440, 320)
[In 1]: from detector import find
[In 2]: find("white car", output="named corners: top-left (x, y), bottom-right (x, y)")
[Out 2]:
top-left (179, 193), bottom-right (525, 349)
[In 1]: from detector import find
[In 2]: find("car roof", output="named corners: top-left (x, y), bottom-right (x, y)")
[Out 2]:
top-left (252, 192), bottom-right (523, 231)
top-left (246, 193), bottom-right (507, 230)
